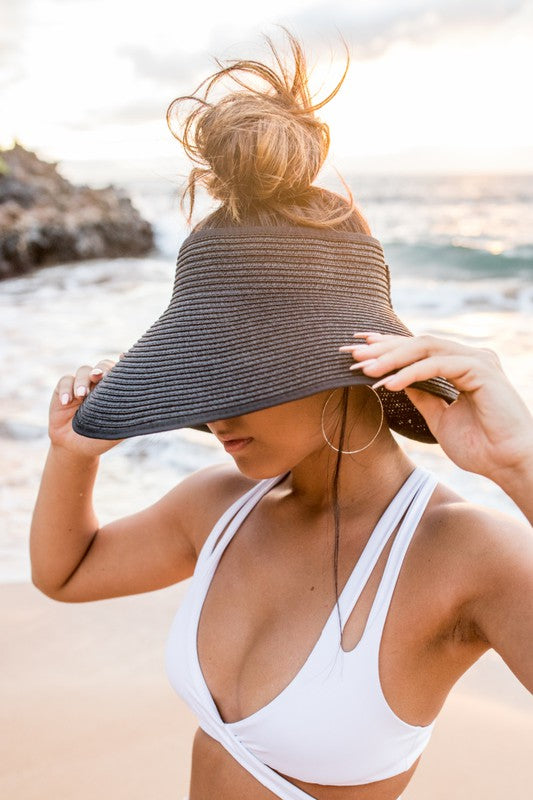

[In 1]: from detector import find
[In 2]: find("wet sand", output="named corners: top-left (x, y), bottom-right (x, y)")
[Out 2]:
top-left (1, 581), bottom-right (531, 799)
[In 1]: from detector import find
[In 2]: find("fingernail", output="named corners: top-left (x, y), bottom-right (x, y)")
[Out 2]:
top-left (76, 386), bottom-right (87, 397)
top-left (90, 368), bottom-right (103, 376)
top-left (372, 376), bottom-right (396, 389)
top-left (60, 393), bottom-right (70, 406)
top-left (339, 345), bottom-right (358, 352)
top-left (349, 359), bottom-right (377, 371)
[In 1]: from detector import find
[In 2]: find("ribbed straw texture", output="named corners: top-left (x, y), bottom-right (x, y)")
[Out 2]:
top-left (72, 226), bottom-right (459, 442)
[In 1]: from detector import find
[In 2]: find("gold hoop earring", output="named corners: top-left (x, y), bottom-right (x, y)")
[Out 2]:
top-left (321, 385), bottom-right (384, 454)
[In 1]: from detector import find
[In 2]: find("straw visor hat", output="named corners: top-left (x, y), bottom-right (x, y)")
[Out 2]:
top-left (72, 226), bottom-right (459, 444)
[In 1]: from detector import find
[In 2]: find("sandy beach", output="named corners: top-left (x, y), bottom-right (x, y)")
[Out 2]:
top-left (1, 580), bottom-right (531, 800)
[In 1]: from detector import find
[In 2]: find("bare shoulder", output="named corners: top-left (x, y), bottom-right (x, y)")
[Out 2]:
top-left (417, 479), bottom-right (533, 634)
top-left (421, 481), bottom-right (533, 690)
top-left (171, 461), bottom-right (261, 557)
top-left (422, 482), bottom-right (532, 569)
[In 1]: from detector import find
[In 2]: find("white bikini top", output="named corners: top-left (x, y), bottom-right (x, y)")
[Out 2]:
top-left (165, 465), bottom-right (439, 799)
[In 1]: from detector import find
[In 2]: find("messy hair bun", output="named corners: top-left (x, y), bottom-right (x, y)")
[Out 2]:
top-left (166, 28), bottom-right (371, 233)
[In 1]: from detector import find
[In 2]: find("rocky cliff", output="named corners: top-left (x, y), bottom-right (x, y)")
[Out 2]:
top-left (0, 143), bottom-right (155, 279)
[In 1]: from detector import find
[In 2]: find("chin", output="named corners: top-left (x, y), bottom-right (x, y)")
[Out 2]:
top-left (233, 459), bottom-right (289, 482)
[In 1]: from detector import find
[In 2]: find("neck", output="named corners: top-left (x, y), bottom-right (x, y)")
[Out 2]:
top-left (283, 433), bottom-right (416, 518)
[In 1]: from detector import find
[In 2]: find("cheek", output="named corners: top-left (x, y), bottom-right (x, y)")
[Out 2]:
top-left (232, 432), bottom-right (292, 476)
top-left (234, 423), bottom-right (323, 479)
top-left (242, 403), bottom-right (323, 456)
top-left (261, 425), bottom-right (321, 464)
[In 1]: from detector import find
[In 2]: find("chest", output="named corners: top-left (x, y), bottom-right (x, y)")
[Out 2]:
top-left (196, 498), bottom-right (450, 728)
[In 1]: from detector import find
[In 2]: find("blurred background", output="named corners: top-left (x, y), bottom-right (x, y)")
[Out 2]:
top-left (1, 2), bottom-right (532, 799)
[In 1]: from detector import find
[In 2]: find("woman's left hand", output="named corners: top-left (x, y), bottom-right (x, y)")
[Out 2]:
top-left (339, 332), bottom-right (533, 485)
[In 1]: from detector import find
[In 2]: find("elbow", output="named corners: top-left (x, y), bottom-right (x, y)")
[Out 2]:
top-left (30, 570), bottom-right (70, 602)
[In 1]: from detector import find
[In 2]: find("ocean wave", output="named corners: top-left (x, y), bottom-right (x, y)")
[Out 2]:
top-left (383, 240), bottom-right (533, 278)
top-left (391, 276), bottom-right (533, 317)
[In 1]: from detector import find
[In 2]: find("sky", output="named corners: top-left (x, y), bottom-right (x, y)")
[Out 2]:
top-left (1, 0), bottom-right (533, 174)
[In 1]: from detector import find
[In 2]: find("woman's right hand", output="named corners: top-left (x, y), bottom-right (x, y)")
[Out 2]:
top-left (49, 358), bottom-right (125, 457)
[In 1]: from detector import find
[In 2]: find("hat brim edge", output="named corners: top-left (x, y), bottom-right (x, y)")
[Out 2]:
top-left (72, 373), bottom-right (457, 444)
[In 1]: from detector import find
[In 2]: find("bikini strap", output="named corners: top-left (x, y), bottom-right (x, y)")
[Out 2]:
top-left (337, 466), bottom-right (430, 628)
top-left (365, 468), bottom-right (439, 634)
top-left (194, 471), bottom-right (290, 573)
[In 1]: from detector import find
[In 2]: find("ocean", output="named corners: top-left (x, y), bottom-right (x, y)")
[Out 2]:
top-left (1, 169), bottom-right (531, 582)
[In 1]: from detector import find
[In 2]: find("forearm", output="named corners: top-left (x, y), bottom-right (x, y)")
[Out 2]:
top-left (30, 444), bottom-right (101, 593)
top-left (491, 455), bottom-right (533, 526)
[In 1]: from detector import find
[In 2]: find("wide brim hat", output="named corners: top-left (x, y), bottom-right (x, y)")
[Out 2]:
top-left (72, 225), bottom-right (459, 444)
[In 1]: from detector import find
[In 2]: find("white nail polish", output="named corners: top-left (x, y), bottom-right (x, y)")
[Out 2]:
top-left (372, 377), bottom-right (395, 389)
top-left (349, 359), bottom-right (377, 371)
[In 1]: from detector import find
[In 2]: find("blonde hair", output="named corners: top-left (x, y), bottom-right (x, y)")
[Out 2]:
top-left (166, 27), bottom-right (371, 234)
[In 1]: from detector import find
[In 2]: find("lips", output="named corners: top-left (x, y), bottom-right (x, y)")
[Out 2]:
top-left (221, 437), bottom-right (253, 453)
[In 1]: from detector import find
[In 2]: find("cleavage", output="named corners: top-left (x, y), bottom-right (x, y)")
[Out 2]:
top-left (196, 501), bottom-right (403, 725)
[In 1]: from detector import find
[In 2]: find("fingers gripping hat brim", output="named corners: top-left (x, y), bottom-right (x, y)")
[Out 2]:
top-left (72, 226), bottom-right (458, 444)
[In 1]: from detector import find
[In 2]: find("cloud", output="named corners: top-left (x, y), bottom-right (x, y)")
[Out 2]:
top-left (8, 0), bottom-right (526, 132)
top-left (117, 45), bottom-right (208, 88)
top-left (0, 1), bottom-right (29, 88)
top-left (284, 0), bottom-right (529, 58)
top-left (86, 46), bottom-right (218, 128)
top-left (115, 1), bottom-right (529, 91)
top-left (63, 97), bottom-right (170, 128)
top-left (0, 41), bottom-right (26, 89)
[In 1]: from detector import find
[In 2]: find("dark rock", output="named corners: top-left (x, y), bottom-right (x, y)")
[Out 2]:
top-left (0, 142), bottom-right (155, 279)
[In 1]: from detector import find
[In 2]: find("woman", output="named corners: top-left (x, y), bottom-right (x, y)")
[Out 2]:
top-left (30, 30), bottom-right (532, 800)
